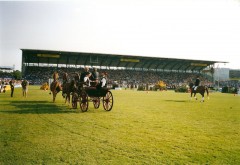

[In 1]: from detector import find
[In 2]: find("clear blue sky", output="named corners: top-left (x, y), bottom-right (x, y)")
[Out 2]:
top-left (1, 0), bottom-right (240, 71)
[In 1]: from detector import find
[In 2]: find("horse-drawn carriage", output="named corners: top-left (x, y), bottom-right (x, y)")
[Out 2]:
top-left (61, 72), bottom-right (113, 112)
top-left (72, 86), bottom-right (113, 112)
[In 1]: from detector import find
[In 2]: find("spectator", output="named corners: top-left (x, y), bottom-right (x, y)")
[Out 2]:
top-left (9, 79), bottom-right (14, 97)
top-left (21, 79), bottom-right (29, 97)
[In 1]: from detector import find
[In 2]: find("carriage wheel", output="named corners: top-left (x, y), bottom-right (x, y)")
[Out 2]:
top-left (93, 97), bottom-right (100, 109)
top-left (71, 93), bottom-right (78, 109)
top-left (103, 91), bottom-right (113, 111)
top-left (80, 91), bottom-right (88, 112)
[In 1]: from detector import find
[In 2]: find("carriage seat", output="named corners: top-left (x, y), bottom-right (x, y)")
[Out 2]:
top-left (85, 87), bottom-right (109, 97)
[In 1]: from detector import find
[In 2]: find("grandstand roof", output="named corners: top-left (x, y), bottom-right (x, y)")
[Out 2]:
top-left (21, 49), bottom-right (226, 72)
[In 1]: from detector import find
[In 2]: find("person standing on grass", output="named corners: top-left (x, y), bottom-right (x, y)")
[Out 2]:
top-left (9, 79), bottom-right (15, 97)
top-left (21, 79), bottom-right (29, 97)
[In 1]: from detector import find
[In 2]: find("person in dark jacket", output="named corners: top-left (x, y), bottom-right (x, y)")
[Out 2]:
top-left (80, 67), bottom-right (89, 82)
top-left (9, 79), bottom-right (15, 97)
top-left (90, 67), bottom-right (99, 86)
top-left (193, 76), bottom-right (200, 91)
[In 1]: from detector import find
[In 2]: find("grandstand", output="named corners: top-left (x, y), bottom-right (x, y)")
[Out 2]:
top-left (21, 49), bottom-right (226, 87)
top-left (21, 49), bottom-right (224, 72)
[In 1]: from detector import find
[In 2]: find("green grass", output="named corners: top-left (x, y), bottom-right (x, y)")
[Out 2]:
top-left (0, 86), bottom-right (240, 164)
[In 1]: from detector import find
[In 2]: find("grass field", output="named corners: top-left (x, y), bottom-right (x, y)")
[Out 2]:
top-left (0, 86), bottom-right (240, 164)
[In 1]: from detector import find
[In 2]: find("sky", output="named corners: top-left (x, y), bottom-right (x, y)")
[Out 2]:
top-left (0, 0), bottom-right (240, 71)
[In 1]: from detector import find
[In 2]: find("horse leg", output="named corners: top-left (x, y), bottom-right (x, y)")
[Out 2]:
top-left (64, 94), bottom-right (67, 104)
top-left (201, 93), bottom-right (204, 102)
top-left (194, 93), bottom-right (197, 100)
top-left (53, 92), bottom-right (56, 102)
top-left (206, 88), bottom-right (210, 100)
top-left (67, 93), bottom-right (70, 106)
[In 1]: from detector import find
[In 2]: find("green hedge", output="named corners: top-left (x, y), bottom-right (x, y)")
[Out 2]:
top-left (222, 87), bottom-right (238, 94)
top-left (175, 86), bottom-right (188, 93)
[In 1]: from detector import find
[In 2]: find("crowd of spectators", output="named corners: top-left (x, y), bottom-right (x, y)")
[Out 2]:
top-left (214, 80), bottom-right (240, 89)
top-left (0, 71), bottom-right (14, 79)
top-left (22, 66), bottom-right (215, 89)
top-left (103, 69), bottom-right (214, 89)
top-left (1, 66), bottom-right (239, 90)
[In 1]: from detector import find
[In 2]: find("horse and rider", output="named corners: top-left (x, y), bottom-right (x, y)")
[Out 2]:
top-left (50, 72), bottom-right (62, 102)
top-left (189, 76), bottom-right (209, 102)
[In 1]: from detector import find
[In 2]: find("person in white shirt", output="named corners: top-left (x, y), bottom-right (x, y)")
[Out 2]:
top-left (97, 72), bottom-right (108, 89)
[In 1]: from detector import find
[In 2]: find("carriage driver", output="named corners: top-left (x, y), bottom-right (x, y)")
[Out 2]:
top-left (193, 76), bottom-right (200, 91)
top-left (90, 67), bottom-right (99, 86)
top-left (80, 66), bottom-right (90, 82)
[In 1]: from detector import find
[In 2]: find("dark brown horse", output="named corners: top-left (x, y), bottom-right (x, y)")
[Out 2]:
top-left (62, 72), bottom-right (80, 106)
top-left (62, 72), bottom-right (71, 105)
top-left (189, 83), bottom-right (209, 102)
top-left (50, 72), bottom-right (62, 102)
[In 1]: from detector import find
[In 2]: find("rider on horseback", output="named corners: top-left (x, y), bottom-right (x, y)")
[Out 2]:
top-left (50, 72), bottom-right (62, 102)
top-left (193, 76), bottom-right (200, 91)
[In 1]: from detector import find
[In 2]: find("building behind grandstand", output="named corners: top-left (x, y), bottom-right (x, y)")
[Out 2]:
top-left (0, 66), bottom-right (15, 73)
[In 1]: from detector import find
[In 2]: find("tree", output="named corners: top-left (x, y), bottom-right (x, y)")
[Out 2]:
top-left (12, 70), bottom-right (22, 80)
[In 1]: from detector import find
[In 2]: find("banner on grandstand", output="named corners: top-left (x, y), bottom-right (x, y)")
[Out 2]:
top-left (202, 69), bottom-right (211, 73)
top-left (37, 54), bottom-right (60, 58)
top-left (191, 63), bottom-right (207, 67)
top-left (120, 58), bottom-right (140, 62)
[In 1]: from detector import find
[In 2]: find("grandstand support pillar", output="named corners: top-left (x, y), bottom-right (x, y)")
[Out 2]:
top-left (21, 53), bottom-right (26, 76)
top-left (57, 58), bottom-right (59, 68)
top-left (22, 64), bottom-right (26, 77)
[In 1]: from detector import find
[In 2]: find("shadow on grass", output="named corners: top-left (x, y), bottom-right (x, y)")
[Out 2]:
top-left (164, 100), bottom-right (188, 102)
top-left (2, 100), bottom-right (74, 114)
